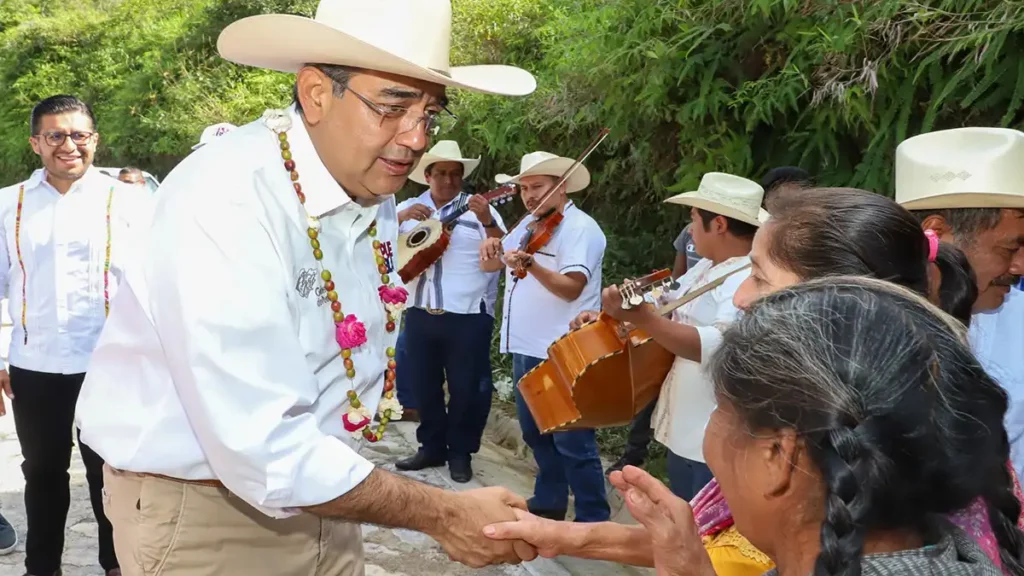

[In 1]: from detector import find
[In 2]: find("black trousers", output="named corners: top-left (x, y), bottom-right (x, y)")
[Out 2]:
top-left (10, 366), bottom-right (118, 575)
top-left (620, 398), bottom-right (657, 463)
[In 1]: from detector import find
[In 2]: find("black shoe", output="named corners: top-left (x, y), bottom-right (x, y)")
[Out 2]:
top-left (0, 513), bottom-right (16, 555)
top-left (449, 458), bottom-right (473, 483)
top-left (395, 450), bottom-right (446, 471)
top-left (527, 498), bottom-right (567, 521)
top-left (605, 453), bottom-right (645, 476)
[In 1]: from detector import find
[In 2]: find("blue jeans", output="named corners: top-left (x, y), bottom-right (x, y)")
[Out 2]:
top-left (666, 450), bottom-right (714, 502)
top-left (405, 308), bottom-right (494, 459)
top-left (513, 353), bottom-right (610, 522)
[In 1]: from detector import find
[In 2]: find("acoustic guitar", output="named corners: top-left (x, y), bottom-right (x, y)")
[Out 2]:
top-left (518, 264), bottom-right (750, 434)
top-left (397, 184), bottom-right (517, 284)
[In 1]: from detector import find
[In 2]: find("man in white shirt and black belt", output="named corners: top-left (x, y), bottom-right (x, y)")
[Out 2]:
top-left (393, 141), bottom-right (505, 482)
top-left (0, 95), bottom-right (152, 576)
top-left (479, 152), bottom-right (611, 523)
top-left (75, 1), bottom-right (539, 574)
top-left (574, 173), bottom-right (764, 501)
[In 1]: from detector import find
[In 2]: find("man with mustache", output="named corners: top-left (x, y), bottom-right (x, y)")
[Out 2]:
top-left (0, 95), bottom-right (151, 576)
top-left (896, 127), bottom-right (1024, 474)
top-left (479, 151), bottom-right (611, 523)
top-left (394, 140), bottom-right (505, 483)
top-left (74, 1), bottom-right (538, 574)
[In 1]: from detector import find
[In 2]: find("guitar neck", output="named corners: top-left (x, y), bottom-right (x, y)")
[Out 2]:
top-left (655, 264), bottom-right (751, 317)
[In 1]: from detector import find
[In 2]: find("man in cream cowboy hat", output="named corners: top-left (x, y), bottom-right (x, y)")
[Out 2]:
top-left (897, 127), bottom-right (1024, 312)
top-left (393, 140), bottom-right (505, 482)
top-left (75, 1), bottom-right (538, 574)
top-left (572, 172), bottom-right (765, 501)
top-left (896, 128), bottom-right (1024, 477)
top-left (478, 151), bottom-right (612, 522)
top-left (191, 122), bottom-right (237, 150)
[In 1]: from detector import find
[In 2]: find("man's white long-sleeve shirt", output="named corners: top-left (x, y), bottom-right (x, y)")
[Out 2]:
top-left (0, 167), bottom-right (151, 374)
top-left (77, 107), bottom-right (398, 518)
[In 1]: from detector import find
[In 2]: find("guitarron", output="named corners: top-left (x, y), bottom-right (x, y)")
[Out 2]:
top-left (397, 184), bottom-right (517, 284)
top-left (517, 270), bottom-right (678, 433)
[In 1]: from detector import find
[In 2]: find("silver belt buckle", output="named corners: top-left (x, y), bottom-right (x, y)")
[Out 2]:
top-left (426, 308), bottom-right (445, 315)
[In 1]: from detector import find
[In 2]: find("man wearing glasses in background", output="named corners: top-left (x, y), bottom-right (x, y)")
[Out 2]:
top-left (0, 95), bottom-right (152, 576)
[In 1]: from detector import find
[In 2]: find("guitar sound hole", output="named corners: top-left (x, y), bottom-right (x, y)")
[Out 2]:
top-left (407, 228), bottom-right (431, 248)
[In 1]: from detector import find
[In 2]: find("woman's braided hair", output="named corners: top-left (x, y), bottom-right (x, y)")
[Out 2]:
top-left (710, 277), bottom-right (1022, 576)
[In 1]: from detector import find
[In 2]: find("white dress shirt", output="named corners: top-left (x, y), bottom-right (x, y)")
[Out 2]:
top-left (651, 256), bottom-right (750, 462)
top-left (499, 202), bottom-right (606, 358)
top-left (77, 106), bottom-right (398, 518)
top-left (397, 190), bottom-right (504, 315)
top-left (970, 288), bottom-right (1024, 478)
top-left (0, 167), bottom-right (151, 374)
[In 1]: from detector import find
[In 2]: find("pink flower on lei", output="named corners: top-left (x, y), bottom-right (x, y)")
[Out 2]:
top-left (378, 285), bottom-right (409, 314)
top-left (342, 405), bottom-right (372, 438)
top-left (335, 315), bottom-right (368, 349)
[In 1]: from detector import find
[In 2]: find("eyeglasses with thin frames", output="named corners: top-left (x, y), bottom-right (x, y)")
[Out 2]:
top-left (35, 131), bottom-right (96, 147)
top-left (342, 86), bottom-right (458, 137)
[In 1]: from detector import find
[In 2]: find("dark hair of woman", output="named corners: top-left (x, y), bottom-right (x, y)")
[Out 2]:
top-left (710, 278), bottom-right (1023, 576)
top-left (933, 242), bottom-right (978, 327)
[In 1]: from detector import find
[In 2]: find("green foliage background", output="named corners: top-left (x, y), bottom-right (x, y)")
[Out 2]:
top-left (4, 0), bottom-right (1024, 458)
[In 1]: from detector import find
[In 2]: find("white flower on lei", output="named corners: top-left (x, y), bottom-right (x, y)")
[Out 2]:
top-left (377, 397), bottom-right (404, 421)
top-left (385, 301), bottom-right (406, 315)
top-left (343, 404), bottom-right (373, 440)
top-left (261, 108), bottom-right (293, 134)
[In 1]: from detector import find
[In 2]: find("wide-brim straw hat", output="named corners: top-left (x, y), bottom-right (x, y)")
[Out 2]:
top-left (665, 172), bottom-right (770, 227)
top-left (409, 140), bottom-right (480, 185)
top-left (896, 127), bottom-right (1024, 210)
top-left (217, 0), bottom-right (536, 97)
top-left (494, 151), bottom-right (591, 193)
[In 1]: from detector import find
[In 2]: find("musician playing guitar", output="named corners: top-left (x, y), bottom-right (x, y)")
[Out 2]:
top-left (394, 140), bottom-right (506, 483)
top-left (479, 151), bottom-right (610, 523)
top-left (571, 173), bottom-right (766, 501)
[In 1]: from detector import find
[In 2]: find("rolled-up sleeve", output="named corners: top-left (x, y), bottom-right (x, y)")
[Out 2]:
top-left (146, 191), bottom-right (371, 517)
top-left (695, 268), bottom-right (750, 364)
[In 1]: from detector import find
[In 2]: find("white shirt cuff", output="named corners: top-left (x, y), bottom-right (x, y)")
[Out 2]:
top-left (694, 325), bottom-right (725, 364)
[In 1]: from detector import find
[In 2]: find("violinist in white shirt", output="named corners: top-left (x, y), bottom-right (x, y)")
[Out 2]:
top-left (74, 1), bottom-right (540, 574)
top-left (394, 141), bottom-right (504, 483)
top-left (479, 151), bottom-right (611, 523)
top-left (0, 95), bottom-right (152, 576)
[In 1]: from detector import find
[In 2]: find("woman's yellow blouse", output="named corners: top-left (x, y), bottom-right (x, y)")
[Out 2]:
top-left (703, 526), bottom-right (774, 576)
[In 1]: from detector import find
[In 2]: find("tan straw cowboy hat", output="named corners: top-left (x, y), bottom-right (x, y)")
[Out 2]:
top-left (217, 0), bottom-right (536, 97)
top-left (409, 141), bottom-right (480, 185)
top-left (495, 151), bottom-right (591, 193)
top-left (896, 127), bottom-right (1024, 210)
top-left (665, 172), bottom-right (770, 227)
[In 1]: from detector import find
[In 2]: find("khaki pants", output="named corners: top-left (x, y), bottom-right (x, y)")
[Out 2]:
top-left (103, 465), bottom-right (364, 576)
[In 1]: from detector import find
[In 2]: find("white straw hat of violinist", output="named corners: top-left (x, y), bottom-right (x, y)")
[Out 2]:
top-left (495, 151), bottom-right (591, 193)
top-left (217, 0), bottom-right (537, 97)
top-left (665, 172), bottom-right (770, 227)
top-left (409, 140), bottom-right (480, 185)
top-left (896, 127), bottom-right (1024, 210)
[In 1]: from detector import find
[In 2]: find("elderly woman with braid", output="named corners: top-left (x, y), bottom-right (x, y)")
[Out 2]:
top-left (484, 188), bottom-right (1024, 575)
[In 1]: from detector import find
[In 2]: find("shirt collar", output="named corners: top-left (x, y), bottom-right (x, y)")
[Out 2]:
top-left (285, 105), bottom-right (357, 218)
top-left (26, 166), bottom-right (105, 195)
top-left (422, 189), bottom-right (466, 212)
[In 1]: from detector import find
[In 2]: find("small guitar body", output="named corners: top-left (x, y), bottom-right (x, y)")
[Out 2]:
top-left (397, 219), bottom-right (450, 284)
top-left (517, 270), bottom-right (677, 433)
top-left (397, 184), bottom-right (517, 284)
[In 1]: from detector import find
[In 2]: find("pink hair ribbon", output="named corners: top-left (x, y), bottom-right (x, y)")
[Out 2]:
top-left (924, 229), bottom-right (939, 263)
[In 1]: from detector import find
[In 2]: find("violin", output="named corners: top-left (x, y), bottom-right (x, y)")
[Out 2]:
top-left (512, 207), bottom-right (564, 279)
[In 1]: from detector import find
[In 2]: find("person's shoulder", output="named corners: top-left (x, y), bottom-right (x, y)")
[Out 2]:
top-left (157, 120), bottom-right (274, 211)
top-left (566, 206), bottom-right (605, 238)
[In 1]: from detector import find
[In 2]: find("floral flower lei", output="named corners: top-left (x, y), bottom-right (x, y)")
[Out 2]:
top-left (262, 109), bottom-right (408, 442)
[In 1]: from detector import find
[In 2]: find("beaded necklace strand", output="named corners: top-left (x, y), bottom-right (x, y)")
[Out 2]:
top-left (13, 183), bottom-right (115, 344)
top-left (265, 110), bottom-right (406, 442)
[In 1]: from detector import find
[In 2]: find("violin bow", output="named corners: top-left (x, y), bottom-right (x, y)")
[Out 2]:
top-left (499, 127), bottom-right (612, 243)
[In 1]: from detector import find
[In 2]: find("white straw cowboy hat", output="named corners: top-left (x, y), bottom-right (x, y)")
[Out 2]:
top-left (217, 0), bottom-right (536, 97)
top-left (495, 151), bottom-right (591, 193)
top-left (192, 123), bottom-right (237, 151)
top-left (409, 140), bottom-right (480, 185)
top-left (896, 127), bottom-right (1024, 210)
top-left (665, 172), bottom-right (770, 227)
